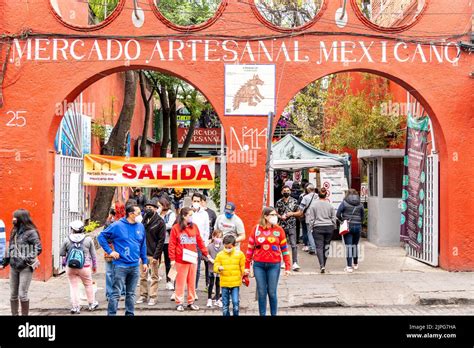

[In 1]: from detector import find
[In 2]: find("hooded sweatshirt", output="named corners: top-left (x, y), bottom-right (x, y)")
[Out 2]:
top-left (60, 233), bottom-right (97, 268)
top-left (337, 194), bottom-right (364, 225)
top-left (98, 217), bottom-right (147, 267)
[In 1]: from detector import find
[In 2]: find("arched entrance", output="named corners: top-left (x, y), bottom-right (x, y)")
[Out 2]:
top-left (0, 0), bottom-right (472, 280)
top-left (270, 69), bottom-right (441, 267)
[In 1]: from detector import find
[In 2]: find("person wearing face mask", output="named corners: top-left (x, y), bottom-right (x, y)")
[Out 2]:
top-left (214, 202), bottom-right (246, 250)
top-left (206, 229), bottom-right (224, 308)
top-left (98, 204), bottom-right (148, 316)
top-left (190, 193), bottom-right (210, 293)
top-left (1, 209), bottom-right (42, 316)
top-left (276, 186), bottom-right (300, 271)
top-left (168, 207), bottom-right (209, 312)
top-left (213, 234), bottom-right (245, 316)
top-left (158, 197), bottom-right (177, 291)
top-left (136, 200), bottom-right (166, 306)
top-left (244, 207), bottom-right (291, 316)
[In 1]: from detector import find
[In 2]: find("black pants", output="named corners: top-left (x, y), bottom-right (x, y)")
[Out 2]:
top-left (163, 243), bottom-right (171, 282)
top-left (312, 226), bottom-right (333, 269)
top-left (208, 273), bottom-right (221, 300)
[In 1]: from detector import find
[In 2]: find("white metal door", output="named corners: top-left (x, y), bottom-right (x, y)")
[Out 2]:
top-left (406, 153), bottom-right (439, 266)
top-left (52, 155), bottom-right (84, 275)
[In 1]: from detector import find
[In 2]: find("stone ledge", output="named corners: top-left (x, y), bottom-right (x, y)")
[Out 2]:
top-left (416, 291), bottom-right (474, 306)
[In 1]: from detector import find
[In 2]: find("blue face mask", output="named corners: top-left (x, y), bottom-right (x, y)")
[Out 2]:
top-left (225, 213), bottom-right (233, 219)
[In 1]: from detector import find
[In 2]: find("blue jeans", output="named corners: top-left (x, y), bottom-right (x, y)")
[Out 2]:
top-left (343, 224), bottom-right (361, 267)
top-left (108, 265), bottom-right (140, 316)
top-left (221, 287), bottom-right (240, 316)
top-left (253, 262), bottom-right (281, 316)
top-left (105, 262), bottom-right (126, 300)
top-left (306, 223), bottom-right (316, 252)
top-left (302, 220), bottom-right (308, 246)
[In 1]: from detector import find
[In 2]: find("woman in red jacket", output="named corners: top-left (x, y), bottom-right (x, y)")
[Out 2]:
top-left (245, 206), bottom-right (291, 316)
top-left (169, 207), bottom-right (209, 312)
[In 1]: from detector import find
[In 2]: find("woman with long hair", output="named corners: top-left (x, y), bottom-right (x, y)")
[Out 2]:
top-left (244, 207), bottom-right (291, 316)
top-left (1, 209), bottom-right (42, 316)
top-left (168, 207), bottom-right (209, 312)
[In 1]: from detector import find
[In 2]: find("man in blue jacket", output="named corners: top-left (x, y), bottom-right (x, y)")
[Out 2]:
top-left (98, 204), bottom-right (148, 316)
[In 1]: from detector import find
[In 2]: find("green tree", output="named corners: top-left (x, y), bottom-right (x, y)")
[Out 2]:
top-left (156, 0), bottom-right (220, 26)
top-left (88, 0), bottom-right (119, 24)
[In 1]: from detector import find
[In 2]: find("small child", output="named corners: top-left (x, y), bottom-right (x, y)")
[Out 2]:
top-left (213, 235), bottom-right (245, 316)
top-left (206, 230), bottom-right (224, 308)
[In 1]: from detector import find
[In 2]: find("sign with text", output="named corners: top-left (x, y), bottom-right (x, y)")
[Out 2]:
top-left (225, 64), bottom-right (275, 116)
top-left (319, 167), bottom-right (347, 210)
top-left (83, 155), bottom-right (215, 189)
top-left (178, 128), bottom-right (221, 145)
top-left (400, 114), bottom-right (429, 252)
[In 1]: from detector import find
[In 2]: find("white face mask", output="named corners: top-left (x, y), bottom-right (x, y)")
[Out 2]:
top-left (268, 216), bottom-right (278, 225)
top-left (192, 203), bottom-right (201, 211)
top-left (135, 215), bottom-right (143, 224)
top-left (224, 248), bottom-right (233, 253)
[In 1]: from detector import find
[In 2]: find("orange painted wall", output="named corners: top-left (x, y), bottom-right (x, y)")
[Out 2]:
top-left (0, 0), bottom-right (472, 280)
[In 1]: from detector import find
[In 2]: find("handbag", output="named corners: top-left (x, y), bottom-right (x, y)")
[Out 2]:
top-left (182, 248), bottom-right (198, 264)
top-left (339, 207), bottom-right (357, 236)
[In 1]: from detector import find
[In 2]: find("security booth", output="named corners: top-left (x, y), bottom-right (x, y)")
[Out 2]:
top-left (358, 149), bottom-right (405, 247)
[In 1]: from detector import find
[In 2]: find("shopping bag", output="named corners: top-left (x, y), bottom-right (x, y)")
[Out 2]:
top-left (339, 220), bottom-right (349, 236)
top-left (182, 248), bottom-right (198, 264)
top-left (168, 264), bottom-right (177, 282)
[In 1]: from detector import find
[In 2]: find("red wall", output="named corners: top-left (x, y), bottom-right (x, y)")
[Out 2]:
top-left (0, 0), bottom-right (472, 279)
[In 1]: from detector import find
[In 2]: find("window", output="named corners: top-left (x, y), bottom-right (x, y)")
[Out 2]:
top-left (368, 159), bottom-right (378, 197)
top-left (383, 158), bottom-right (403, 198)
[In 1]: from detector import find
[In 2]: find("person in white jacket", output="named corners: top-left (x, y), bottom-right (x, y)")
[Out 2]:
top-left (191, 193), bottom-right (210, 293)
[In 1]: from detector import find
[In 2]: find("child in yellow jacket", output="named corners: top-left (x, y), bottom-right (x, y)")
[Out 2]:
top-left (213, 235), bottom-right (245, 316)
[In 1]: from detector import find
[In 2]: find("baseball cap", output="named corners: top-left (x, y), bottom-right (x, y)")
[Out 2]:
top-left (145, 199), bottom-right (159, 209)
top-left (224, 202), bottom-right (236, 214)
top-left (69, 220), bottom-right (84, 232)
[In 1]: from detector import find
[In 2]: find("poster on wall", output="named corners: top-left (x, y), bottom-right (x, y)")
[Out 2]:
top-left (224, 64), bottom-right (275, 116)
top-left (400, 114), bottom-right (429, 252)
top-left (319, 167), bottom-right (347, 210)
top-left (83, 154), bottom-right (215, 189)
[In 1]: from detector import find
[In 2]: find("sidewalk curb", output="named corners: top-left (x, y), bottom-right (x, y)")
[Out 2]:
top-left (416, 291), bottom-right (474, 306)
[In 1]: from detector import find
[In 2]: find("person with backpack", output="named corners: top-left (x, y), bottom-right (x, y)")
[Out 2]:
top-left (294, 184), bottom-right (318, 255)
top-left (60, 220), bottom-right (98, 314)
top-left (1, 209), bottom-right (42, 316)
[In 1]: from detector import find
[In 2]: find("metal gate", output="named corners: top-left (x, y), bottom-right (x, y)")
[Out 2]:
top-left (52, 155), bottom-right (85, 275)
top-left (406, 153), bottom-right (439, 266)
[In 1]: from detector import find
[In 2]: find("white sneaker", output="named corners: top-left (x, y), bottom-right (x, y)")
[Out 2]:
top-left (88, 301), bottom-right (99, 311)
top-left (353, 264), bottom-right (359, 270)
top-left (280, 263), bottom-right (285, 269)
top-left (292, 263), bottom-right (301, 271)
top-left (136, 296), bottom-right (146, 304)
top-left (345, 267), bottom-right (354, 273)
top-left (148, 298), bottom-right (156, 306)
top-left (166, 282), bottom-right (174, 291)
top-left (302, 246), bottom-right (309, 252)
top-left (206, 299), bottom-right (213, 307)
top-left (70, 306), bottom-right (81, 314)
top-left (195, 294), bottom-right (199, 300)
top-left (170, 293), bottom-right (176, 301)
top-left (158, 275), bottom-right (163, 282)
top-left (216, 299), bottom-right (223, 308)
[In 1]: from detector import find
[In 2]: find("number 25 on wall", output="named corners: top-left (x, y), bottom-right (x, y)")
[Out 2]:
top-left (6, 111), bottom-right (27, 127)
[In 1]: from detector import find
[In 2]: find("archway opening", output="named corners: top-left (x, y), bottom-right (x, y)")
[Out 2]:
top-left (270, 70), bottom-right (440, 273)
top-left (50, 67), bottom-right (226, 275)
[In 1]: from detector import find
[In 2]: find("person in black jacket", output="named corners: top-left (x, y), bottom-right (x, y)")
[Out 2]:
top-left (1, 209), bottom-right (42, 316)
top-left (337, 189), bottom-right (365, 273)
top-left (137, 200), bottom-right (166, 305)
top-left (131, 188), bottom-right (146, 212)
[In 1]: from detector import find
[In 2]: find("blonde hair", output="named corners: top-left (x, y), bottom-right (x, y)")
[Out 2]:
top-left (259, 206), bottom-right (277, 228)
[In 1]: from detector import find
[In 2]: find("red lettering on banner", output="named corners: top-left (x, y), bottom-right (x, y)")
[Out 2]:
top-left (123, 164), bottom-right (137, 179)
top-left (181, 165), bottom-right (196, 180)
top-left (172, 165), bottom-right (178, 180)
top-left (196, 165), bottom-right (213, 180)
top-left (156, 165), bottom-right (171, 180)
top-left (138, 164), bottom-right (154, 179)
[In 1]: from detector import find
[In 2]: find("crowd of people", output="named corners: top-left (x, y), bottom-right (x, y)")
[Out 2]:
top-left (1, 181), bottom-right (364, 317)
